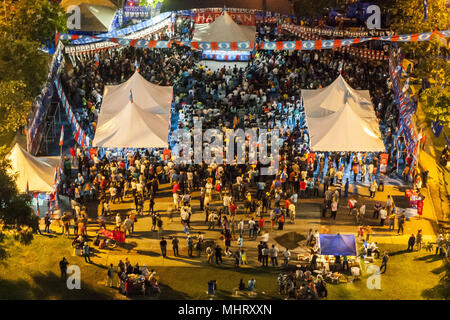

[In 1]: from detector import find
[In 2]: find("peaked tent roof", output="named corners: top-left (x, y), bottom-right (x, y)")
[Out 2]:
top-left (302, 75), bottom-right (385, 152)
top-left (307, 102), bottom-right (385, 152)
top-left (319, 234), bottom-right (357, 256)
top-left (7, 144), bottom-right (60, 193)
top-left (93, 71), bottom-right (173, 148)
top-left (302, 75), bottom-right (373, 119)
top-left (192, 11), bottom-right (256, 45)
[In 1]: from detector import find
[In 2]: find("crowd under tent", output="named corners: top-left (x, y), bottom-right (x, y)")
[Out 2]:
top-left (92, 71), bottom-right (173, 149)
top-left (7, 144), bottom-right (60, 193)
top-left (302, 75), bottom-right (386, 152)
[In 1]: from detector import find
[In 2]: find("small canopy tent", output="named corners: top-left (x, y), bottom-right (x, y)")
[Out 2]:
top-left (319, 234), bottom-right (357, 256)
top-left (302, 75), bottom-right (385, 152)
top-left (93, 71), bottom-right (173, 149)
top-left (192, 11), bottom-right (256, 45)
top-left (6, 144), bottom-right (60, 193)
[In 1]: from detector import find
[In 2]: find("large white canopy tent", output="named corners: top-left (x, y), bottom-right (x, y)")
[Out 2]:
top-left (302, 75), bottom-right (385, 152)
top-left (92, 71), bottom-right (173, 149)
top-left (192, 11), bottom-right (256, 45)
top-left (7, 144), bottom-right (60, 193)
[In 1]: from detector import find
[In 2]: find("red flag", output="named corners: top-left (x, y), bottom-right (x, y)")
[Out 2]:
top-left (59, 125), bottom-right (64, 146)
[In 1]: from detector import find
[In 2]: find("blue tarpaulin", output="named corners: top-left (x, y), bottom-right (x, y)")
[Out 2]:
top-left (319, 234), bottom-right (357, 256)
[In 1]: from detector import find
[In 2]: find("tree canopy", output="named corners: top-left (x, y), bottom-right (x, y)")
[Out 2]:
top-left (0, 0), bottom-right (66, 140)
top-left (390, 0), bottom-right (449, 125)
top-left (0, 148), bottom-right (38, 230)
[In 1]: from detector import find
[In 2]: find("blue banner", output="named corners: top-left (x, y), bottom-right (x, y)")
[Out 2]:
top-left (72, 11), bottom-right (171, 44)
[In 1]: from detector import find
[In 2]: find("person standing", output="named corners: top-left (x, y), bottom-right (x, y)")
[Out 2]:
top-left (343, 178), bottom-right (349, 198)
top-left (187, 235), bottom-right (194, 257)
top-left (407, 234), bottom-right (415, 251)
top-left (157, 215), bottom-right (163, 237)
top-left (172, 236), bottom-right (179, 256)
top-left (83, 242), bottom-right (91, 263)
top-left (330, 200), bottom-right (338, 221)
top-left (215, 245), bottom-right (223, 264)
top-left (436, 234), bottom-right (444, 256)
top-left (270, 244), bottom-right (279, 267)
top-left (262, 245), bottom-right (269, 267)
top-left (44, 214), bottom-right (51, 233)
top-left (106, 263), bottom-right (114, 287)
top-left (206, 245), bottom-right (214, 264)
top-left (59, 257), bottom-right (69, 282)
top-left (278, 214), bottom-right (285, 230)
top-left (397, 212), bottom-right (405, 235)
top-left (238, 220), bottom-right (244, 237)
top-left (160, 237), bottom-right (167, 257)
top-left (248, 218), bottom-right (256, 239)
top-left (379, 206), bottom-right (387, 226)
top-left (283, 248), bottom-right (291, 267)
top-left (416, 229), bottom-right (423, 251)
top-left (380, 252), bottom-right (389, 274)
top-left (257, 242), bottom-right (264, 263)
top-left (369, 179), bottom-right (378, 198)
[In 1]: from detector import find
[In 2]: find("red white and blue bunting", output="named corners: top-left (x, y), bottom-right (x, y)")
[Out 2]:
top-left (54, 78), bottom-right (91, 148)
top-left (56, 29), bottom-right (450, 52)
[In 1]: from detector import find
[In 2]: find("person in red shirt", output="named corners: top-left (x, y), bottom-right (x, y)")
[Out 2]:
top-left (70, 147), bottom-right (76, 165)
top-left (172, 182), bottom-right (180, 194)
top-left (89, 148), bottom-right (97, 160)
top-left (258, 216), bottom-right (265, 231)
top-left (300, 180), bottom-right (307, 198)
top-left (229, 202), bottom-right (237, 217)
top-left (284, 198), bottom-right (291, 210)
top-left (278, 214), bottom-right (285, 230)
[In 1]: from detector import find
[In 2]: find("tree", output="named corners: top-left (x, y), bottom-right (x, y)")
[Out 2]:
top-left (0, 149), bottom-right (37, 230)
top-left (290, 0), bottom-right (337, 19)
top-left (0, 0), bottom-right (66, 140)
top-left (0, 0), bottom-right (67, 45)
top-left (0, 38), bottom-right (47, 96)
top-left (390, 0), bottom-right (449, 124)
top-left (0, 81), bottom-right (33, 140)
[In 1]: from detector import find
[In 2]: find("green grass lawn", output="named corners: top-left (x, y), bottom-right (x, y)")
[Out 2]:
top-left (327, 244), bottom-right (448, 300)
top-left (0, 235), bottom-right (448, 300)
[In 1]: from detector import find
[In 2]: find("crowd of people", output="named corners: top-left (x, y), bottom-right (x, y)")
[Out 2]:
top-left (42, 12), bottom-right (449, 300)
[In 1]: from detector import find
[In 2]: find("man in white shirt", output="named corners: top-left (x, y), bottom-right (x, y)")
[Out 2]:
top-left (248, 218), bottom-right (256, 238)
top-left (282, 248), bottom-right (291, 266)
top-left (269, 245), bottom-right (279, 266)
top-left (238, 220), bottom-right (245, 236)
top-left (379, 207), bottom-right (387, 226)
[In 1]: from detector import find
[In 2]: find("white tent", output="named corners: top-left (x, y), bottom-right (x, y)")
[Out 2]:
top-left (93, 71), bottom-right (173, 148)
top-left (7, 144), bottom-right (60, 193)
top-left (192, 11), bottom-right (256, 46)
top-left (302, 75), bottom-right (385, 152)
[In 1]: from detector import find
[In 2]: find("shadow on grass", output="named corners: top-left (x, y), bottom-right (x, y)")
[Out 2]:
top-left (414, 254), bottom-right (445, 263)
top-left (0, 271), bottom-right (117, 299)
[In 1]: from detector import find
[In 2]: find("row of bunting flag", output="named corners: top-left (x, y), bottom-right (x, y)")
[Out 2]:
top-left (54, 77), bottom-right (92, 148)
top-left (56, 27), bottom-right (450, 52)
